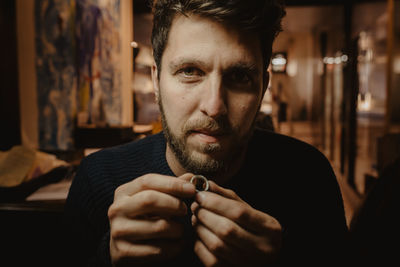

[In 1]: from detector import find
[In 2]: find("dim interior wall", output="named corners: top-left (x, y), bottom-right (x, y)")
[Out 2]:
top-left (353, 2), bottom-right (387, 114)
top-left (16, 0), bottom-right (38, 149)
top-left (273, 5), bottom-right (345, 122)
top-left (134, 13), bottom-right (153, 47)
top-left (283, 6), bottom-right (343, 35)
top-left (16, 0), bottom-right (133, 150)
top-left (352, 1), bottom-right (387, 39)
top-left (289, 32), bottom-right (315, 120)
top-left (390, 0), bottom-right (400, 124)
top-left (120, 0), bottom-right (133, 126)
top-left (272, 31), bottom-right (315, 121)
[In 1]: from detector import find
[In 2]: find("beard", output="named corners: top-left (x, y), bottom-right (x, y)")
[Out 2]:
top-left (158, 95), bottom-right (254, 178)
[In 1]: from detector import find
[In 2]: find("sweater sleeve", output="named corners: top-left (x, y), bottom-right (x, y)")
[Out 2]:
top-left (62, 135), bottom-right (169, 267)
top-left (63, 157), bottom-right (113, 267)
top-left (87, 230), bottom-right (112, 267)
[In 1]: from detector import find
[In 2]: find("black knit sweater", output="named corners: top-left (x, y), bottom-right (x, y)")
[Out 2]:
top-left (63, 129), bottom-right (349, 266)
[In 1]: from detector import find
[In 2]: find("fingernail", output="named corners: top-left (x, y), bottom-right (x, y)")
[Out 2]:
top-left (191, 202), bottom-right (198, 213)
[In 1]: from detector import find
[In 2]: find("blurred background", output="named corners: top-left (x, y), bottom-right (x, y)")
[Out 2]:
top-left (0, 0), bottom-right (399, 265)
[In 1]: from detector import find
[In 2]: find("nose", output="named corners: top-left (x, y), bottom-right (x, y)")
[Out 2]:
top-left (199, 74), bottom-right (227, 118)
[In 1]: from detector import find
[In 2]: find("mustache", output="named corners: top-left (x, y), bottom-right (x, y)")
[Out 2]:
top-left (182, 117), bottom-right (232, 135)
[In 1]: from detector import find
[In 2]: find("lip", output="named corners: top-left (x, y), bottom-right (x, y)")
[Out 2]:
top-left (190, 130), bottom-right (225, 143)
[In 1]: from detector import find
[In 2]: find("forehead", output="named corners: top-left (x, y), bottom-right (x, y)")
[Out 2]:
top-left (161, 14), bottom-right (263, 70)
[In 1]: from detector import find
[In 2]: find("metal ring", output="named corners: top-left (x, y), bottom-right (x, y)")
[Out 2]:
top-left (190, 175), bottom-right (209, 192)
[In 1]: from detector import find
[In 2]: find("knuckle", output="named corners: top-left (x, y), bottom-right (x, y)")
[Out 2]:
top-left (118, 249), bottom-right (132, 261)
top-left (114, 242), bottom-right (131, 260)
top-left (110, 218), bottom-right (129, 239)
top-left (219, 223), bottom-right (236, 239)
top-left (137, 175), bottom-right (150, 190)
top-left (226, 188), bottom-right (238, 198)
top-left (149, 246), bottom-right (162, 257)
top-left (208, 238), bottom-right (224, 254)
top-left (195, 208), bottom-right (204, 221)
top-left (167, 179), bottom-right (180, 192)
top-left (194, 240), bottom-right (201, 254)
top-left (108, 196), bottom-right (130, 219)
top-left (139, 191), bottom-right (156, 208)
top-left (174, 198), bottom-right (185, 211)
top-left (108, 203), bottom-right (120, 219)
top-left (258, 242), bottom-right (273, 255)
top-left (169, 197), bottom-right (185, 214)
top-left (207, 257), bottom-right (220, 267)
top-left (107, 205), bottom-right (115, 219)
top-left (232, 204), bottom-right (247, 221)
top-left (110, 227), bottom-right (125, 239)
top-left (154, 219), bottom-right (169, 234)
top-left (114, 186), bottom-right (123, 198)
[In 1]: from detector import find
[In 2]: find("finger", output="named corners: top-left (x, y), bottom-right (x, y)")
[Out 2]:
top-left (193, 206), bottom-right (254, 250)
top-left (114, 173), bottom-right (196, 200)
top-left (112, 239), bottom-right (184, 264)
top-left (193, 209), bottom-right (281, 264)
top-left (109, 190), bottom-right (188, 218)
top-left (176, 173), bottom-right (195, 182)
top-left (194, 221), bottom-right (240, 266)
top-left (191, 201), bottom-right (200, 215)
top-left (110, 217), bottom-right (184, 241)
top-left (207, 180), bottom-right (245, 202)
top-left (194, 240), bottom-right (220, 267)
top-left (195, 191), bottom-right (280, 234)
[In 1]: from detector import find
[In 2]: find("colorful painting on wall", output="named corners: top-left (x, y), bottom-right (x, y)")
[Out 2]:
top-left (75, 0), bottom-right (122, 126)
top-left (35, 0), bottom-right (121, 150)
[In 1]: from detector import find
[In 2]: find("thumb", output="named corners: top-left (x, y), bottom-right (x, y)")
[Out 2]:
top-left (177, 173), bottom-right (195, 183)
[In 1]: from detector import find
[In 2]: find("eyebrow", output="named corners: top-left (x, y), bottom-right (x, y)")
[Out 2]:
top-left (225, 62), bottom-right (260, 76)
top-left (168, 58), bottom-right (260, 76)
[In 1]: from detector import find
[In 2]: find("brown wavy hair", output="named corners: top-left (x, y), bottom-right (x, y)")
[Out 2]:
top-left (150, 0), bottom-right (286, 74)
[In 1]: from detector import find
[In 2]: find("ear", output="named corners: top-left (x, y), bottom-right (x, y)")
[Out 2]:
top-left (262, 71), bottom-right (270, 98)
top-left (151, 63), bottom-right (160, 102)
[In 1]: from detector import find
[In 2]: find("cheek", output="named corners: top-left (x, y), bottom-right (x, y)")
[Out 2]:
top-left (159, 79), bottom-right (197, 131)
top-left (230, 95), bottom-right (261, 126)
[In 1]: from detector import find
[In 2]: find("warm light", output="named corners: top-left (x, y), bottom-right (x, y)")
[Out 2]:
top-left (286, 60), bottom-right (298, 77)
top-left (358, 92), bottom-right (372, 111)
top-left (130, 41), bottom-right (138, 48)
top-left (394, 56), bottom-right (400, 74)
top-left (324, 57), bottom-right (335, 64)
top-left (271, 52), bottom-right (287, 73)
top-left (272, 57), bottom-right (287, 66)
top-left (323, 55), bottom-right (348, 65)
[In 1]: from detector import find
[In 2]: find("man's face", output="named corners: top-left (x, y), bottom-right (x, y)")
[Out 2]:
top-left (153, 14), bottom-right (266, 177)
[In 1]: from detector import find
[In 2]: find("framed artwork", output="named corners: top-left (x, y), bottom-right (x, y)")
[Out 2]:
top-left (26, 0), bottom-right (128, 150)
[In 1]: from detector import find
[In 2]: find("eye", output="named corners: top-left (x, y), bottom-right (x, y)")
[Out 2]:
top-left (228, 70), bottom-right (252, 86)
top-left (178, 67), bottom-right (203, 77)
top-left (181, 67), bottom-right (197, 76)
top-left (176, 67), bottom-right (204, 83)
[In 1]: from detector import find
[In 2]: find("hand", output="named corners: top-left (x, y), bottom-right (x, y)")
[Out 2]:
top-left (191, 181), bottom-right (282, 266)
top-left (108, 173), bottom-right (196, 266)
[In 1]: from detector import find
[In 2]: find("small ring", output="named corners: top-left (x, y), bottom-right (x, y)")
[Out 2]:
top-left (190, 175), bottom-right (209, 192)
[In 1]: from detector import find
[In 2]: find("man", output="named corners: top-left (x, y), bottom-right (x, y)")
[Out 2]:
top-left (64, 1), bottom-right (348, 266)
